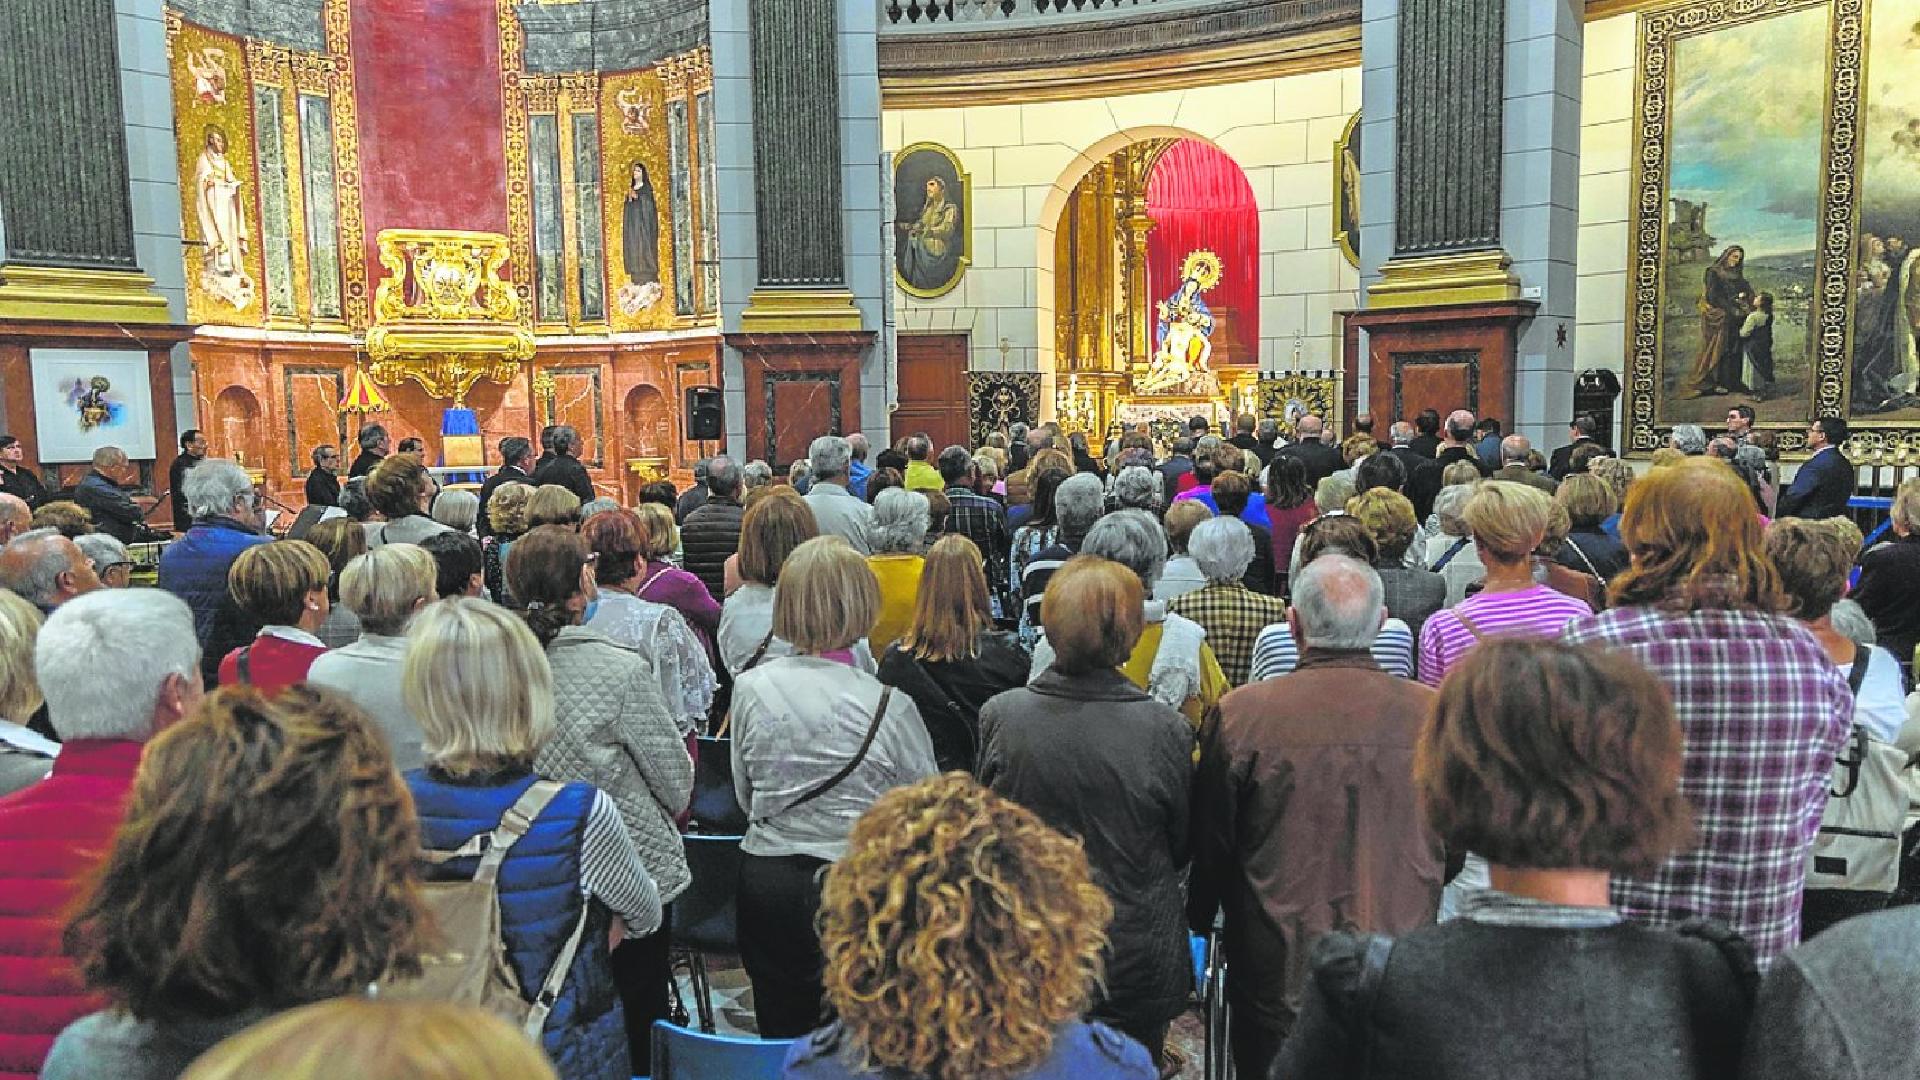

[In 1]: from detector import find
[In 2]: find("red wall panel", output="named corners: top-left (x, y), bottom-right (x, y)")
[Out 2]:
top-left (350, 0), bottom-right (510, 292)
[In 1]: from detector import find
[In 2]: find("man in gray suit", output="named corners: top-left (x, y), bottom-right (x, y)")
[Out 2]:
top-left (802, 434), bottom-right (874, 554)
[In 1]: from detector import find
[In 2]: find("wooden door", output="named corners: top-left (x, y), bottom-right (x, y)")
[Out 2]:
top-left (893, 334), bottom-right (970, 451)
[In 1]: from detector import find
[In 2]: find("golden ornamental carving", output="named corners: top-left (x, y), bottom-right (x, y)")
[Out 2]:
top-left (365, 229), bottom-right (535, 405)
top-left (323, 0), bottom-right (370, 329)
top-left (289, 51), bottom-right (334, 94)
top-left (247, 40), bottom-right (289, 84)
top-left (497, 0), bottom-right (535, 324)
top-left (523, 76), bottom-right (561, 113)
top-left (560, 71), bottom-right (599, 101)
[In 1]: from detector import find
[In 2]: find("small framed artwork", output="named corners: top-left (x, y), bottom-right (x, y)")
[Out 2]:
top-left (30, 349), bottom-right (158, 462)
top-left (1333, 111), bottom-right (1361, 269)
top-left (893, 142), bottom-right (971, 299)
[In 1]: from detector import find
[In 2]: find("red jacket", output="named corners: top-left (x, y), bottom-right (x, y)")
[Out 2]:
top-left (217, 633), bottom-right (327, 693)
top-left (0, 740), bottom-right (143, 1080)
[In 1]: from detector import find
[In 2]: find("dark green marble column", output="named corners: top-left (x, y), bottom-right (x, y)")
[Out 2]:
top-left (1394, 0), bottom-right (1505, 254)
top-left (747, 0), bottom-right (844, 287)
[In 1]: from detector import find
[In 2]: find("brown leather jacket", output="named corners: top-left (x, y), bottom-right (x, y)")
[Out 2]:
top-left (1188, 648), bottom-right (1444, 1038)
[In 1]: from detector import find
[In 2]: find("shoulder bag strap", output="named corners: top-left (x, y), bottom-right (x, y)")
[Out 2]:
top-left (1563, 534), bottom-right (1606, 583)
top-left (742, 629), bottom-right (776, 671)
top-left (1354, 934), bottom-right (1396, 1077)
top-left (235, 645), bottom-right (253, 685)
top-left (756, 688), bottom-right (893, 824)
top-left (1848, 644), bottom-right (1872, 697)
top-left (1452, 606), bottom-right (1488, 642)
top-left (1430, 536), bottom-right (1470, 572)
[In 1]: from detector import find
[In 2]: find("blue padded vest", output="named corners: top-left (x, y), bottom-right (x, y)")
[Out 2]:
top-left (407, 768), bottom-right (627, 1080)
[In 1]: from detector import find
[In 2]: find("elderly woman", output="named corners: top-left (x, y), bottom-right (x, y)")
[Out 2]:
top-left (1275, 639), bottom-right (1754, 1080)
top-left (627, 502), bottom-right (721, 656)
top-left (1212, 471), bottom-right (1274, 594)
top-left (504, 525), bottom-right (692, 1068)
top-left (1422, 482), bottom-right (1487, 605)
top-left (1018, 472), bottom-right (1105, 645)
top-left (1555, 473), bottom-right (1630, 585)
top-left (74, 534), bottom-right (131, 589)
top-left (730, 536), bottom-right (938, 1037)
top-left (1031, 509), bottom-right (1228, 731)
top-left (0, 588), bottom-right (51, 797)
top-left (1110, 464), bottom-right (1163, 516)
top-left (525, 484), bottom-right (582, 530)
top-left (30, 501), bottom-right (90, 539)
top-left (1765, 518), bottom-right (1909, 938)
top-left (1250, 515), bottom-right (1417, 681)
top-left (307, 516), bottom-right (367, 647)
top-left (875, 535), bottom-right (1028, 772)
top-left (402, 598), bottom-right (659, 1080)
top-left (157, 458), bottom-right (271, 685)
top-left (787, 774), bottom-right (1155, 1080)
top-left (45, 686), bottom-right (431, 1080)
top-left (741, 459), bottom-right (774, 493)
top-left (1154, 500), bottom-right (1214, 603)
top-left (364, 455), bottom-right (453, 548)
top-left (982, 556), bottom-right (1194, 1067)
top-left (580, 509), bottom-right (715, 738)
top-left (218, 539), bottom-right (332, 691)
top-left (1853, 476), bottom-right (1920, 679)
top-left (180, 999), bottom-right (560, 1080)
top-left (1563, 459), bottom-right (1853, 966)
top-left (1169, 516), bottom-right (1287, 687)
top-left (430, 488), bottom-right (480, 535)
top-left (865, 487), bottom-right (928, 652)
top-left (305, 543), bottom-right (438, 770)
top-left (483, 480), bottom-right (533, 606)
top-left (1350, 487), bottom-right (1446, 637)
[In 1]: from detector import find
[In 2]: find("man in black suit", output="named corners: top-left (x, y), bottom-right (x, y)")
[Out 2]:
top-left (530, 425), bottom-right (596, 503)
top-left (476, 436), bottom-right (533, 539)
top-left (0, 436), bottom-right (47, 508)
top-left (167, 429), bottom-right (207, 529)
top-left (304, 445), bottom-right (342, 508)
top-left (1157, 436), bottom-right (1196, 507)
top-left (1549, 414), bottom-right (1604, 481)
top-left (1407, 409), bottom-right (1442, 459)
top-left (1275, 415), bottom-right (1343, 486)
top-left (1776, 417), bottom-right (1855, 520)
top-left (349, 423), bottom-right (389, 478)
top-left (1389, 420), bottom-right (1446, 521)
top-left (533, 424), bottom-right (559, 473)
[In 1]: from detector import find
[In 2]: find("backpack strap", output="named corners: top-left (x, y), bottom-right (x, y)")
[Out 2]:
top-left (755, 688), bottom-right (892, 825)
top-left (1354, 934), bottom-right (1395, 1076)
top-left (420, 779), bottom-right (568, 887)
top-left (1848, 645), bottom-right (1872, 697)
top-left (526, 890), bottom-right (594, 1038)
top-left (235, 645), bottom-right (253, 686)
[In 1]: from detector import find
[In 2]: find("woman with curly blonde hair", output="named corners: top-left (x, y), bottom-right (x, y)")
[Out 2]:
top-left (44, 685), bottom-right (429, 1080)
top-left (785, 773), bottom-right (1155, 1080)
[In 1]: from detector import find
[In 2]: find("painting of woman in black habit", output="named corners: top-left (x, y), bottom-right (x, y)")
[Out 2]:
top-left (623, 162), bottom-right (661, 287)
top-left (1682, 245), bottom-right (1755, 398)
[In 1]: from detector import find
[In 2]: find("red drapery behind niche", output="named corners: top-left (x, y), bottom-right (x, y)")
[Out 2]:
top-left (1146, 139), bottom-right (1260, 367)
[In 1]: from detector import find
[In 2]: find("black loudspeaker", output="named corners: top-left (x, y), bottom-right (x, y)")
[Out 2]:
top-left (686, 385), bottom-right (724, 441)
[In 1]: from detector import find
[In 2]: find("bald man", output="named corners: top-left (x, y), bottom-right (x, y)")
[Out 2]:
top-left (1493, 434), bottom-right (1558, 493)
top-left (1435, 410), bottom-right (1492, 478)
top-left (74, 447), bottom-right (143, 544)
top-left (0, 494), bottom-right (30, 546)
top-left (0, 527), bottom-right (100, 614)
top-left (1275, 414), bottom-right (1343, 485)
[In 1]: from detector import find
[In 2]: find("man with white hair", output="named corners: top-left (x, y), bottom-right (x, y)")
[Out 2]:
top-left (0, 528), bottom-right (101, 614)
top-left (1493, 434), bottom-right (1558, 493)
top-left (1189, 554), bottom-right (1443, 1077)
top-left (802, 434), bottom-right (874, 554)
top-left (1437, 409), bottom-right (1491, 478)
top-left (74, 446), bottom-right (143, 544)
top-left (157, 458), bottom-right (270, 685)
top-left (0, 589), bottom-right (203, 1079)
top-left (1017, 472), bottom-right (1106, 641)
top-left (1168, 516), bottom-right (1287, 686)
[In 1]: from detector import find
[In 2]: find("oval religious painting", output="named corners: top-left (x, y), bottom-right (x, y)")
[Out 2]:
top-left (893, 143), bottom-right (970, 299)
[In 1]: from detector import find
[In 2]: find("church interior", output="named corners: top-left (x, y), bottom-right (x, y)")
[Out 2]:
top-left (2, 0), bottom-right (1917, 514)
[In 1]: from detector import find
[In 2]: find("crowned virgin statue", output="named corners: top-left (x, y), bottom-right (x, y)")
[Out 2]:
top-left (1138, 251), bottom-right (1222, 396)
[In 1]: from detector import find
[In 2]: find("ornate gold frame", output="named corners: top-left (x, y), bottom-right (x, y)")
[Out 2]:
top-left (892, 141), bottom-right (972, 300)
top-left (1622, 0), bottom-right (1865, 456)
top-left (1332, 110), bottom-right (1360, 269)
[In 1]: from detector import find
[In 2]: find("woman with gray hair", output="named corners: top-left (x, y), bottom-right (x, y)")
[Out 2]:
top-left (1169, 516), bottom-right (1288, 686)
top-left (156, 458), bottom-right (271, 686)
top-left (866, 487), bottom-right (929, 651)
top-left (1422, 482), bottom-right (1488, 605)
top-left (1030, 508), bottom-right (1227, 730)
top-left (1017, 472), bottom-right (1105, 647)
top-left (429, 488), bottom-right (480, 535)
top-left (1668, 423), bottom-right (1709, 455)
top-left (1110, 464), bottom-right (1163, 515)
top-left (741, 460), bottom-right (774, 492)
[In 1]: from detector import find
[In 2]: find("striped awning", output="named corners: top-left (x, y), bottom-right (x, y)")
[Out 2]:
top-left (339, 365), bottom-right (390, 414)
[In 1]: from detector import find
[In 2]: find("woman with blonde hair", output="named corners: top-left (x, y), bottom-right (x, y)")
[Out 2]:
top-left (865, 487), bottom-right (928, 652)
top-left (1563, 458), bottom-right (1852, 966)
top-left (0, 588), bottom-right (51, 797)
top-left (307, 517), bottom-right (367, 647)
top-left (45, 685), bottom-right (430, 1080)
top-left (525, 484), bottom-right (583, 530)
top-left (306, 543), bottom-right (438, 771)
top-left (1555, 472), bottom-right (1629, 584)
top-left (628, 502), bottom-right (721, 659)
top-left (875, 535), bottom-right (1027, 772)
top-left (730, 536), bottom-right (938, 1037)
top-left (482, 480), bottom-right (533, 605)
top-left (402, 597), bottom-right (660, 1080)
top-left (981, 556), bottom-right (1194, 1067)
top-left (182, 999), bottom-right (558, 1080)
top-left (506, 526), bottom-right (691, 1070)
top-left (785, 774), bottom-right (1155, 1079)
top-left (219, 539), bottom-right (332, 691)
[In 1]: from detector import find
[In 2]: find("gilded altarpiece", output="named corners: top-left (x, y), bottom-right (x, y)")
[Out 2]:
top-left (599, 67), bottom-right (679, 330)
top-left (168, 19), bottom-right (266, 324)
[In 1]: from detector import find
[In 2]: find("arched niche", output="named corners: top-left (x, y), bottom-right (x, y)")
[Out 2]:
top-left (622, 384), bottom-right (672, 461)
top-left (211, 385), bottom-right (266, 468)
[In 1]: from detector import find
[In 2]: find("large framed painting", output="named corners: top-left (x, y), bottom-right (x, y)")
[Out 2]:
top-left (1333, 111), bottom-right (1360, 269)
top-left (892, 142), bottom-right (970, 300)
top-left (30, 349), bottom-right (158, 463)
top-left (1624, 0), bottom-right (1849, 453)
top-left (1850, 0), bottom-right (1920, 455)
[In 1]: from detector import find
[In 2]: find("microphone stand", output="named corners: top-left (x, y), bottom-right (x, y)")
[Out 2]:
top-left (255, 489), bottom-right (302, 537)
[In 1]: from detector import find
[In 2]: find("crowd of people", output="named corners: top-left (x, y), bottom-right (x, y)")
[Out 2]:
top-left (0, 405), bottom-right (1915, 1080)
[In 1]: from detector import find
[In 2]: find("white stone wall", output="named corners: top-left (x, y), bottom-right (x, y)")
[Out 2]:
top-left (116, 0), bottom-right (193, 432)
top-left (884, 66), bottom-right (1363, 406)
top-left (1574, 14), bottom-right (1635, 438)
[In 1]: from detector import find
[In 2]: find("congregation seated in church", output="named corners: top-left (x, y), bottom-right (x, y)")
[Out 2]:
top-left (0, 413), bottom-right (1914, 1080)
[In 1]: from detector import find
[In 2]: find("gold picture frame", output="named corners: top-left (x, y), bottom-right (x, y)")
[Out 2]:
top-left (1332, 111), bottom-right (1360, 270)
top-left (892, 141), bottom-right (972, 300)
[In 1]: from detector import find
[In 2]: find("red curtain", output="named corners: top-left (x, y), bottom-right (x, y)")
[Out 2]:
top-left (1146, 139), bottom-right (1260, 367)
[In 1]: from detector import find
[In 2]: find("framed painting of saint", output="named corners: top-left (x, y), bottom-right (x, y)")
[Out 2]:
top-left (1333, 111), bottom-right (1360, 269)
top-left (893, 143), bottom-right (970, 299)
